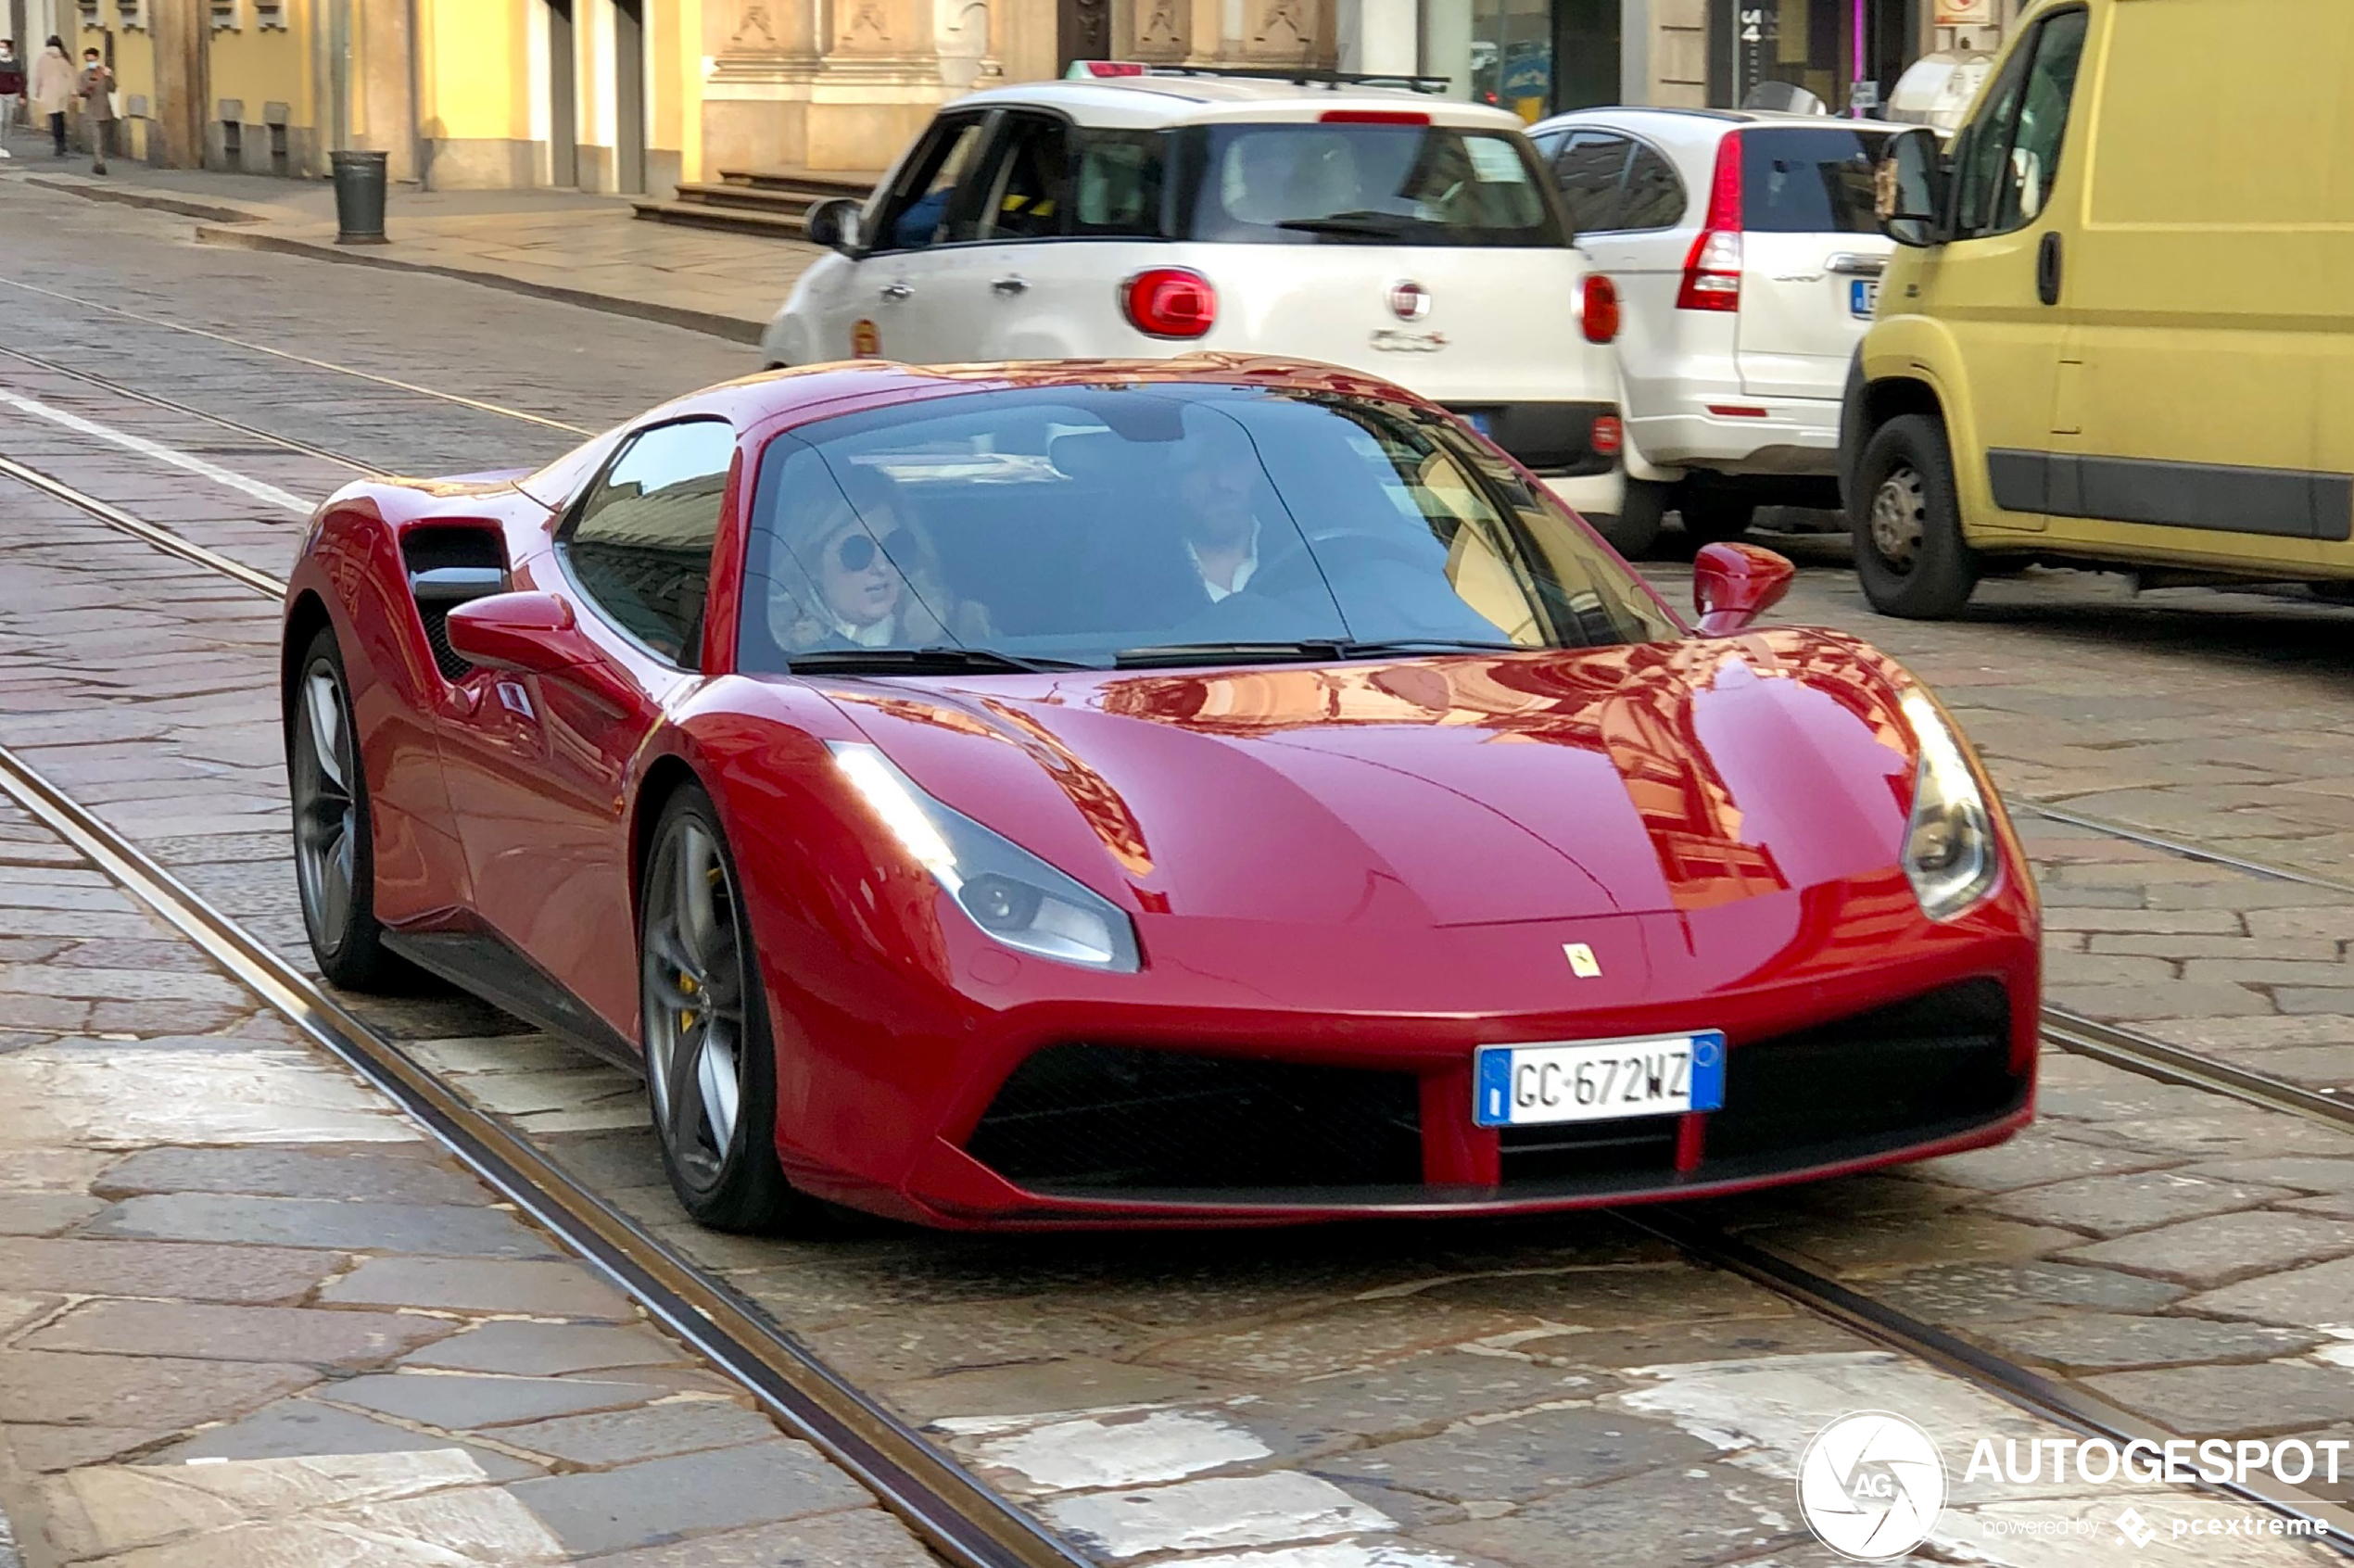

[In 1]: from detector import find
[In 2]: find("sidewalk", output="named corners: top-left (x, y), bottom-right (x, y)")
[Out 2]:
top-left (0, 124), bottom-right (819, 347)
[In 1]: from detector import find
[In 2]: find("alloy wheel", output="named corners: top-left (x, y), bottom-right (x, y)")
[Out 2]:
top-left (292, 658), bottom-right (358, 954)
top-left (1869, 466), bottom-right (1930, 575)
top-left (643, 817), bottom-right (750, 1190)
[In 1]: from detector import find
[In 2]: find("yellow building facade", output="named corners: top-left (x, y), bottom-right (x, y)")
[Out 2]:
top-left (36, 0), bottom-right (1378, 194)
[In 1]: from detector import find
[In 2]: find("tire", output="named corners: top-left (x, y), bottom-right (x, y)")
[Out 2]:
top-left (1588, 478), bottom-right (1667, 558)
top-left (287, 626), bottom-right (408, 991)
top-left (1677, 491), bottom-right (1757, 545)
top-left (1849, 413), bottom-right (1979, 619)
top-left (639, 784), bottom-right (806, 1233)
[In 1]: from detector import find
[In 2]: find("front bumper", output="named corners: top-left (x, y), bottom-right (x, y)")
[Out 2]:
top-left (777, 878), bottom-right (2041, 1229)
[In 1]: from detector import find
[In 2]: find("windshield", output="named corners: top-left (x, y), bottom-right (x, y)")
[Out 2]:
top-left (1177, 123), bottom-right (1566, 247)
top-left (737, 386), bottom-right (1677, 676)
top-left (1740, 126), bottom-right (1889, 234)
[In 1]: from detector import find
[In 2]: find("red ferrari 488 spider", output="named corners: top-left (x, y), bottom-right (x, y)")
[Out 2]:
top-left (282, 357), bottom-right (2039, 1231)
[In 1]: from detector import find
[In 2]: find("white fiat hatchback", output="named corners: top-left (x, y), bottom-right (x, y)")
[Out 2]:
top-left (764, 71), bottom-right (1630, 530)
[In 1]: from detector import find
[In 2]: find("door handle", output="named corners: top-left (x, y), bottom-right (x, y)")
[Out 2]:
top-left (991, 276), bottom-right (1029, 297)
top-left (880, 282), bottom-right (913, 301)
top-left (2036, 232), bottom-right (2063, 307)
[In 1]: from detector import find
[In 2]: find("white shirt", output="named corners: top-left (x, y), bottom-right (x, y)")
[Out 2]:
top-left (1185, 523), bottom-right (1261, 602)
top-left (832, 613), bottom-right (897, 647)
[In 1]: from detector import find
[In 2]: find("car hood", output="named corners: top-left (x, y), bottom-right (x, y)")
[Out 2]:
top-left (818, 630), bottom-right (1925, 928)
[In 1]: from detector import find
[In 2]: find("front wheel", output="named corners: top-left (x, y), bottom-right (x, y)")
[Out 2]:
top-left (640, 784), bottom-right (804, 1233)
top-left (1850, 413), bottom-right (1979, 619)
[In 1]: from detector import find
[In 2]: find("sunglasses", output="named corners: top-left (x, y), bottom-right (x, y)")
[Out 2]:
top-left (833, 530), bottom-right (909, 574)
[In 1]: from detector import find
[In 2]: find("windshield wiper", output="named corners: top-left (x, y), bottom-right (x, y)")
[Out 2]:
top-left (787, 646), bottom-right (1085, 676)
top-left (1114, 639), bottom-right (1522, 668)
top-left (1273, 210), bottom-right (1424, 239)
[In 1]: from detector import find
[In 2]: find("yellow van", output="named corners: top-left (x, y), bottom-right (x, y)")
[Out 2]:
top-left (1839, 0), bottom-right (2354, 618)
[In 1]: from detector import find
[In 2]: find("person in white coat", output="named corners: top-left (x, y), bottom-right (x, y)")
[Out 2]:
top-left (30, 38), bottom-right (75, 159)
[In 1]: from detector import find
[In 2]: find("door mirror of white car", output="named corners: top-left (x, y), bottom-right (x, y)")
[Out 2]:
top-left (805, 197), bottom-right (864, 256)
top-left (1876, 127), bottom-right (1947, 247)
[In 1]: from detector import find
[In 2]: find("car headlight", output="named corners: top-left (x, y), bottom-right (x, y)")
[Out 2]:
top-left (829, 741), bottom-right (1141, 973)
top-left (1898, 688), bottom-right (1998, 922)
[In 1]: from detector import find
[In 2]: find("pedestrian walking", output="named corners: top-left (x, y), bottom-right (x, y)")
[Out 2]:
top-left (76, 46), bottom-right (115, 175)
top-left (31, 37), bottom-right (74, 159)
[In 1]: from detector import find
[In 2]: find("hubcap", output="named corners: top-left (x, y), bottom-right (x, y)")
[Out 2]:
top-left (292, 660), bottom-right (357, 955)
top-left (643, 818), bottom-right (748, 1190)
top-left (1869, 467), bottom-right (1929, 573)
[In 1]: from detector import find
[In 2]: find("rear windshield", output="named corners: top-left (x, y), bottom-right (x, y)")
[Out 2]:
top-left (1177, 123), bottom-right (1567, 247)
top-left (1740, 127), bottom-right (1888, 234)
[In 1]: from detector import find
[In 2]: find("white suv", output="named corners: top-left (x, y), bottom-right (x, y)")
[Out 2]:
top-left (1528, 107), bottom-right (1894, 553)
top-left (765, 73), bottom-right (1627, 526)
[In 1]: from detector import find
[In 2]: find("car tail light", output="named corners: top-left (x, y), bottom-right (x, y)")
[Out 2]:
top-left (1677, 133), bottom-right (1744, 312)
top-left (1590, 414), bottom-right (1624, 457)
top-left (1122, 268), bottom-right (1216, 339)
top-left (1580, 273), bottom-right (1620, 343)
top-left (1320, 109), bottom-right (1431, 124)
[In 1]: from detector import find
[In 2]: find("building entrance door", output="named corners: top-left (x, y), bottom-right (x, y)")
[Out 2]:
top-left (546, 0), bottom-right (578, 187)
top-left (1057, 0), bottom-right (1110, 72)
top-left (1711, 0), bottom-right (1914, 113)
top-left (614, 0), bottom-right (644, 195)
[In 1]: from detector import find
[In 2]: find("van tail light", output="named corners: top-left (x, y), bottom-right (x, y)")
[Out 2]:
top-left (1580, 273), bottom-right (1620, 343)
top-left (1320, 109), bottom-right (1431, 124)
top-left (1590, 414), bottom-right (1624, 457)
top-left (1121, 268), bottom-right (1216, 339)
top-left (1677, 132), bottom-right (1745, 312)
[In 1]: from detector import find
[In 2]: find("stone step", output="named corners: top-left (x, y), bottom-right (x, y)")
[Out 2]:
top-left (627, 199), bottom-right (815, 239)
top-left (715, 167), bottom-right (881, 199)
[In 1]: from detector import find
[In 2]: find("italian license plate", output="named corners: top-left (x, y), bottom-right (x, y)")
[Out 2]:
top-left (1849, 279), bottom-right (1879, 319)
top-left (1473, 1031), bottom-right (1727, 1128)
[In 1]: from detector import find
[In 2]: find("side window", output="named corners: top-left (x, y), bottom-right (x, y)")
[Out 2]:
top-left (1953, 10), bottom-right (2087, 237)
top-left (562, 420), bottom-right (736, 665)
top-left (1549, 131), bottom-right (1634, 234)
top-left (1616, 141), bottom-right (1688, 230)
top-left (871, 114), bottom-right (991, 253)
top-left (972, 114), bottom-right (1069, 243)
top-left (1995, 10), bottom-right (2088, 230)
top-left (1069, 128), bottom-right (1165, 237)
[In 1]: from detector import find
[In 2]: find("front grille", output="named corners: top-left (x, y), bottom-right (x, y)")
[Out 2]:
top-left (1702, 978), bottom-right (2020, 1170)
top-left (967, 1043), bottom-right (1423, 1194)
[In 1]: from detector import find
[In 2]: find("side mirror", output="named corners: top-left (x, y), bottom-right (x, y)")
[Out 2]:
top-left (804, 197), bottom-right (864, 256)
top-left (1692, 542), bottom-right (1795, 635)
top-left (1876, 127), bottom-right (1947, 247)
top-left (444, 591), bottom-right (593, 676)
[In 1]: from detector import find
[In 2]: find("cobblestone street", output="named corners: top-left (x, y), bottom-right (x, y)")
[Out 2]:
top-left (2, 176), bottom-right (2352, 1566)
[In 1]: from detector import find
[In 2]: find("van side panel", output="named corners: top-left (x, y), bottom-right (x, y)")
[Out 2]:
top-left (2058, 0), bottom-right (2351, 574)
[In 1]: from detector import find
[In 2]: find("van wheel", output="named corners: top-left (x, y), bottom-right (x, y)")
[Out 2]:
top-left (1677, 491), bottom-right (1755, 544)
top-left (1590, 480), bottom-right (1667, 558)
top-left (1851, 414), bottom-right (1978, 619)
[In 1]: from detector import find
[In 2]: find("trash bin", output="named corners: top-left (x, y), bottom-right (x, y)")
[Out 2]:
top-left (329, 149), bottom-right (389, 245)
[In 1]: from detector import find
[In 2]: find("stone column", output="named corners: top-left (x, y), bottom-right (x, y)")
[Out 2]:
top-left (147, 0), bottom-right (205, 167)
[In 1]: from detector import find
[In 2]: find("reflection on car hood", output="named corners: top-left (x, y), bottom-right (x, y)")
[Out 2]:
top-left (820, 629), bottom-right (1923, 927)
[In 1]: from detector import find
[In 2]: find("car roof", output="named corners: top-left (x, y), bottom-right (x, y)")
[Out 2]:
top-left (947, 76), bottom-right (1528, 133)
top-left (1529, 105), bottom-right (1898, 139)
top-left (638, 356), bottom-right (1433, 441)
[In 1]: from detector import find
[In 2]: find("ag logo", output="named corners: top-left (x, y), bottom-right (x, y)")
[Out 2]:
top-left (850, 318), bottom-right (881, 358)
top-left (1797, 1410), bottom-right (1946, 1561)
